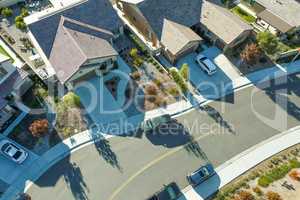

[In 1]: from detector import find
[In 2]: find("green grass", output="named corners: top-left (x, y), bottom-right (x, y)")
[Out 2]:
top-left (0, 45), bottom-right (14, 62)
top-left (231, 6), bottom-right (256, 23)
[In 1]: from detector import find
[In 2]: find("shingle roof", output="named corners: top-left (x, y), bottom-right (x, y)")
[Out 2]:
top-left (161, 19), bottom-right (202, 55)
top-left (256, 0), bottom-right (300, 31)
top-left (49, 17), bottom-right (118, 83)
top-left (257, 10), bottom-right (293, 33)
top-left (28, 0), bottom-right (122, 58)
top-left (200, 1), bottom-right (252, 44)
top-left (136, 0), bottom-right (202, 39)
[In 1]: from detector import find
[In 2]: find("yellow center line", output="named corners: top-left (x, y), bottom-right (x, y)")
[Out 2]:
top-left (108, 134), bottom-right (208, 200)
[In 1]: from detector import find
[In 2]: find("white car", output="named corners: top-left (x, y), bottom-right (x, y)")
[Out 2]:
top-left (195, 54), bottom-right (217, 75)
top-left (0, 140), bottom-right (28, 164)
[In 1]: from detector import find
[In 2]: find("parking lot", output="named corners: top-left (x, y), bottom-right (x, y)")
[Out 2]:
top-left (175, 47), bottom-right (241, 99)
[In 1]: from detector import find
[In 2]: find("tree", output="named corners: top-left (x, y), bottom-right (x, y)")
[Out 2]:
top-left (257, 31), bottom-right (279, 55)
top-left (1, 8), bottom-right (13, 17)
top-left (179, 63), bottom-right (189, 80)
top-left (62, 92), bottom-right (81, 108)
top-left (169, 68), bottom-right (188, 93)
top-left (240, 43), bottom-right (261, 65)
top-left (266, 191), bottom-right (282, 200)
top-left (129, 48), bottom-right (138, 59)
top-left (15, 15), bottom-right (27, 30)
top-left (29, 119), bottom-right (49, 137)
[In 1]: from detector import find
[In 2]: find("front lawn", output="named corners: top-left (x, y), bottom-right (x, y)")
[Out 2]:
top-left (231, 6), bottom-right (256, 23)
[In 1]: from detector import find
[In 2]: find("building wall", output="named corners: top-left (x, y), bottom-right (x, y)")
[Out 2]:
top-left (164, 40), bottom-right (200, 64)
top-left (66, 56), bottom-right (117, 90)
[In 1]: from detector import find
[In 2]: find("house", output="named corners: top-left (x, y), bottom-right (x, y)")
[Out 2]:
top-left (116, 0), bottom-right (252, 63)
top-left (252, 0), bottom-right (300, 35)
top-left (0, 54), bottom-right (32, 133)
top-left (25, 0), bottom-right (123, 90)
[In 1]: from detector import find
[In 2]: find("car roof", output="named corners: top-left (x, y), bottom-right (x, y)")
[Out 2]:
top-left (197, 54), bottom-right (217, 71)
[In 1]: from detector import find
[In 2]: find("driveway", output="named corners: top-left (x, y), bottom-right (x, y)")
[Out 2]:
top-left (176, 47), bottom-right (241, 99)
top-left (0, 136), bottom-right (39, 188)
top-left (74, 57), bottom-right (145, 135)
top-left (26, 73), bottom-right (300, 200)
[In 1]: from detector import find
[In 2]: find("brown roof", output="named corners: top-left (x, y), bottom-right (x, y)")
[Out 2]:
top-left (257, 10), bottom-right (293, 33)
top-left (49, 17), bottom-right (118, 83)
top-left (161, 19), bottom-right (202, 55)
top-left (200, 1), bottom-right (252, 45)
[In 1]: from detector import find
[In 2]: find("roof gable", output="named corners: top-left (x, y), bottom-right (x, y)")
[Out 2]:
top-left (161, 19), bottom-right (202, 55)
top-left (49, 17), bottom-right (118, 83)
top-left (28, 0), bottom-right (122, 58)
top-left (136, 0), bottom-right (202, 39)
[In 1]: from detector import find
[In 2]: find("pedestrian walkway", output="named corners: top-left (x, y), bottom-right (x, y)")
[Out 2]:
top-left (178, 126), bottom-right (300, 200)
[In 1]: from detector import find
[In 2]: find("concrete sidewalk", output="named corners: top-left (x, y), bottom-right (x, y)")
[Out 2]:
top-left (179, 126), bottom-right (300, 200)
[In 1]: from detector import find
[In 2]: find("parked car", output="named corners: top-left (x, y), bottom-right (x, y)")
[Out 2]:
top-left (147, 182), bottom-right (181, 200)
top-left (187, 164), bottom-right (215, 186)
top-left (195, 54), bottom-right (217, 75)
top-left (142, 114), bottom-right (172, 132)
top-left (0, 140), bottom-right (28, 164)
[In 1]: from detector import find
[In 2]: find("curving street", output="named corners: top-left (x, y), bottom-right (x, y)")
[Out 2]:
top-left (27, 73), bottom-right (300, 200)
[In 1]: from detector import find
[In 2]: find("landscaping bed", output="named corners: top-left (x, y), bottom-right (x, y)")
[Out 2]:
top-left (231, 6), bottom-right (256, 23)
top-left (214, 144), bottom-right (300, 200)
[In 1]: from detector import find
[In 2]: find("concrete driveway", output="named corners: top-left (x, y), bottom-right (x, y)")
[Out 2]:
top-left (176, 47), bottom-right (241, 99)
top-left (0, 136), bottom-right (39, 188)
top-left (74, 57), bottom-right (145, 135)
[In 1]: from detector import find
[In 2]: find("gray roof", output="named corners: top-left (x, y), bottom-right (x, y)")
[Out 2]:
top-left (257, 10), bottom-right (292, 33)
top-left (200, 1), bottom-right (252, 44)
top-left (161, 19), bottom-right (202, 55)
top-left (136, 0), bottom-right (203, 39)
top-left (256, 0), bottom-right (300, 31)
top-left (49, 17), bottom-right (118, 83)
top-left (28, 0), bottom-right (122, 58)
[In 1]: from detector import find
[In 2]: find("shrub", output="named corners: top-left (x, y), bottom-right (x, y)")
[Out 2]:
top-left (16, 21), bottom-right (27, 30)
top-left (15, 16), bottom-right (23, 23)
top-left (62, 92), bottom-right (81, 108)
top-left (129, 48), bottom-right (138, 58)
top-left (169, 68), bottom-right (188, 93)
top-left (133, 57), bottom-right (144, 67)
top-left (258, 175), bottom-right (272, 187)
top-left (153, 79), bottom-right (162, 87)
top-left (240, 43), bottom-right (261, 65)
top-left (167, 86), bottom-right (180, 97)
top-left (131, 71), bottom-right (141, 80)
top-left (252, 186), bottom-right (263, 196)
top-left (289, 170), bottom-right (300, 181)
top-left (179, 63), bottom-right (189, 80)
top-left (1, 8), bottom-right (13, 17)
top-left (234, 190), bottom-right (255, 200)
top-left (29, 119), bottom-right (49, 137)
top-left (21, 8), bottom-right (29, 17)
top-left (257, 31), bottom-right (279, 55)
top-left (35, 87), bottom-right (48, 99)
top-left (145, 84), bottom-right (158, 95)
top-left (266, 191), bottom-right (282, 200)
top-left (289, 158), bottom-right (300, 168)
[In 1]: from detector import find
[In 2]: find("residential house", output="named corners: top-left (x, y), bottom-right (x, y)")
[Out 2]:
top-left (252, 0), bottom-right (300, 35)
top-left (116, 0), bottom-right (253, 63)
top-left (0, 54), bottom-right (32, 133)
top-left (25, 0), bottom-right (123, 90)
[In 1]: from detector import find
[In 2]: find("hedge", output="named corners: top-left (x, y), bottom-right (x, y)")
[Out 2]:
top-left (169, 68), bottom-right (188, 93)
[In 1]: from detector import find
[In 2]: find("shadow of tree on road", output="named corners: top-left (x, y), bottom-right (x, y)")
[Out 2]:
top-left (94, 137), bottom-right (122, 172)
top-left (184, 136), bottom-right (208, 160)
top-left (64, 162), bottom-right (89, 200)
top-left (200, 105), bottom-right (236, 135)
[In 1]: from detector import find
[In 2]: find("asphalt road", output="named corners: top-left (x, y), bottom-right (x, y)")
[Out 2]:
top-left (27, 73), bottom-right (300, 200)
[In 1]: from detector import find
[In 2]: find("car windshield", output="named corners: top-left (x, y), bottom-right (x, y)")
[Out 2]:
top-left (1, 143), bottom-right (9, 151)
top-left (13, 151), bottom-right (22, 159)
top-left (200, 57), bottom-right (207, 61)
